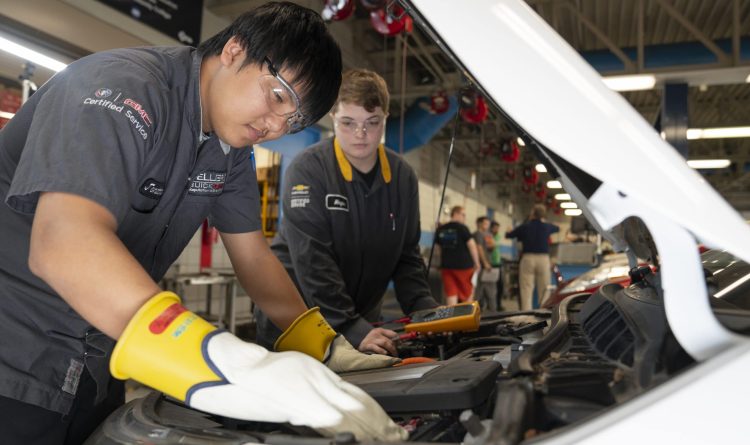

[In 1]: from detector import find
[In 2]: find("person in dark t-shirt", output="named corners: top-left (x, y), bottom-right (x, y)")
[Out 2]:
top-left (435, 206), bottom-right (480, 305)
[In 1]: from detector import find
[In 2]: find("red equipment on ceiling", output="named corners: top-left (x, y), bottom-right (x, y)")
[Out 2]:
top-left (322, 0), bottom-right (355, 21)
top-left (535, 183), bottom-right (546, 199)
top-left (500, 139), bottom-right (520, 162)
top-left (370, 4), bottom-right (413, 36)
top-left (430, 90), bottom-right (450, 114)
top-left (523, 166), bottom-right (539, 185)
top-left (460, 95), bottom-right (488, 124)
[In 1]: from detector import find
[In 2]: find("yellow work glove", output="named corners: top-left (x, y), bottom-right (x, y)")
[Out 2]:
top-left (110, 292), bottom-right (407, 442)
top-left (275, 307), bottom-right (400, 373)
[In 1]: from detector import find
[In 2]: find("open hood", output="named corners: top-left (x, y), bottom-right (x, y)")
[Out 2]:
top-left (405, 0), bottom-right (750, 361)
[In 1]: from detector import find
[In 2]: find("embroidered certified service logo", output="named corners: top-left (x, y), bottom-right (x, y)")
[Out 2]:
top-left (326, 194), bottom-right (349, 212)
top-left (81, 91), bottom-right (152, 141)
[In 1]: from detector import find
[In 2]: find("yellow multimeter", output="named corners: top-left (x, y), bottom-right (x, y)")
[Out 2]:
top-left (404, 301), bottom-right (481, 333)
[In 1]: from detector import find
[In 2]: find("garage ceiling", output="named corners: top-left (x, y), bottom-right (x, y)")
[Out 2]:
top-left (1, 0), bottom-right (749, 211)
top-left (204, 0), bottom-right (750, 211)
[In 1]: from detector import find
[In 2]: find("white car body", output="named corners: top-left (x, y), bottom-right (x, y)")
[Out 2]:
top-left (408, 0), bottom-right (750, 442)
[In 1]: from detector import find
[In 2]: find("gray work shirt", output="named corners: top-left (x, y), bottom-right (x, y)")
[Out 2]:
top-left (0, 46), bottom-right (260, 414)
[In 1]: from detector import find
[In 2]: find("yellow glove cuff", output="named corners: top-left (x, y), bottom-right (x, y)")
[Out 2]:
top-left (274, 307), bottom-right (336, 362)
top-left (110, 291), bottom-right (223, 402)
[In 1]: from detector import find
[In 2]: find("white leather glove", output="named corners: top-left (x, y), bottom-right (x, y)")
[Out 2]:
top-left (192, 332), bottom-right (407, 441)
top-left (326, 335), bottom-right (400, 373)
top-left (110, 292), bottom-right (407, 442)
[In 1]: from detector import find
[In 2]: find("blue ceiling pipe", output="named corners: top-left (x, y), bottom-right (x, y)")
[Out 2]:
top-left (582, 37), bottom-right (750, 73)
top-left (385, 95), bottom-right (458, 153)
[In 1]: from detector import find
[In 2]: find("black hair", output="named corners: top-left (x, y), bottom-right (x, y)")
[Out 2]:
top-left (476, 216), bottom-right (490, 225)
top-left (490, 221), bottom-right (500, 228)
top-left (198, 2), bottom-right (342, 128)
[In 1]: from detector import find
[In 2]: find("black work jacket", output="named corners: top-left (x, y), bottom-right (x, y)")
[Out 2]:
top-left (255, 138), bottom-right (437, 348)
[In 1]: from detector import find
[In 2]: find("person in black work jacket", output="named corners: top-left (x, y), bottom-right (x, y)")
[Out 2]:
top-left (0, 4), bottom-right (406, 444)
top-left (255, 69), bottom-right (440, 357)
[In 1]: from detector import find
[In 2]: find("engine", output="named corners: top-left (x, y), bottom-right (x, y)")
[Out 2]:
top-left (86, 271), bottom-right (693, 445)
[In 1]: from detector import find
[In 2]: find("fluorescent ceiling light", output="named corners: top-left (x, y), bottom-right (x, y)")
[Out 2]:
top-left (516, 137), bottom-right (525, 147)
top-left (687, 126), bottom-right (750, 140)
top-left (0, 111), bottom-right (15, 119)
top-left (554, 193), bottom-right (571, 200)
top-left (535, 163), bottom-right (547, 173)
top-left (601, 74), bottom-right (656, 92)
top-left (746, 73), bottom-right (750, 83)
top-left (0, 36), bottom-right (67, 72)
top-left (687, 159), bottom-right (731, 169)
top-left (564, 209), bottom-right (583, 216)
top-left (546, 180), bottom-right (562, 189)
top-left (560, 202), bottom-right (578, 209)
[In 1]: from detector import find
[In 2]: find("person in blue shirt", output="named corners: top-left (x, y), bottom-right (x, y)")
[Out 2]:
top-left (506, 204), bottom-right (559, 310)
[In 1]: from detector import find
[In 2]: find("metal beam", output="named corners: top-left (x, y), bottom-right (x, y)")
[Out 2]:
top-left (653, 0), bottom-right (731, 65)
top-left (562, 0), bottom-right (636, 71)
top-left (408, 31), bottom-right (449, 85)
top-left (733, 0), bottom-right (741, 65)
top-left (637, 0), bottom-right (645, 71)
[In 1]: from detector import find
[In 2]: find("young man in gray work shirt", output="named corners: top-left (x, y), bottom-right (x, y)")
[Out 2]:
top-left (0, 3), bottom-right (405, 443)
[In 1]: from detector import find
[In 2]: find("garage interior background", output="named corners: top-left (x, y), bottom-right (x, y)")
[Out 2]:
top-left (1, 0), bottom-right (749, 317)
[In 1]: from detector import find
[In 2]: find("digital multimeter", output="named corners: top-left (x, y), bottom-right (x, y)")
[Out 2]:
top-left (404, 301), bottom-right (481, 333)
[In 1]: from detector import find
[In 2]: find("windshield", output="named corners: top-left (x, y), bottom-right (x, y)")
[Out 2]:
top-left (703, 250), bottom-right (750, 310)
top-left (563, 253), bottom-right (630, 293)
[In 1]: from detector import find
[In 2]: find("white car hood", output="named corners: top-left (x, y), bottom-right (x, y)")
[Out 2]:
top-left (407, 0), bottom-right (750, 361)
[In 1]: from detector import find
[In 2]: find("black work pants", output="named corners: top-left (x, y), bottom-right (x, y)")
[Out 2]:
top-left (0, 369), bottom-right (124, 445)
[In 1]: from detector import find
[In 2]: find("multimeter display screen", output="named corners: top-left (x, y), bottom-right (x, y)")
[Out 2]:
top-left (412, 305), bottom-right (475, 323)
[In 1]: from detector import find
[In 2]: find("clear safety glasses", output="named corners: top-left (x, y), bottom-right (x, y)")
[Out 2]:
top-left (334, 116), bottom-right (384, 135)
top-left (261, 57), bottom-right (306, 134)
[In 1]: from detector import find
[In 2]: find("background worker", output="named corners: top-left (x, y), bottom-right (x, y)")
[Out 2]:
top-left (506, 204), bottom-right (560, 310)
top-left (0, 3), bottom-right (404, 443)
top-left (255, 69), bottom-right (440, 357)
top-left (490, 221), bottom-right (505, 311)
top-left (434, 206), bottom-right (481, 305)
top-left (473, 216), bottom-right (498, 311)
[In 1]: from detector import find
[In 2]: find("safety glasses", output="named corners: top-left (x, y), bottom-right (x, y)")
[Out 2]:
top-left (261, 57), bottom-right (306, 134)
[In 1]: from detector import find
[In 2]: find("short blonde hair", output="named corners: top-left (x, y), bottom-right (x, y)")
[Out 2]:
top-left (333, 68), bottom-right (389, 114)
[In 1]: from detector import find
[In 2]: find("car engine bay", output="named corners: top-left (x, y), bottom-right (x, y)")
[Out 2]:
top-left (88, 262), bottom-right (717, 445)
